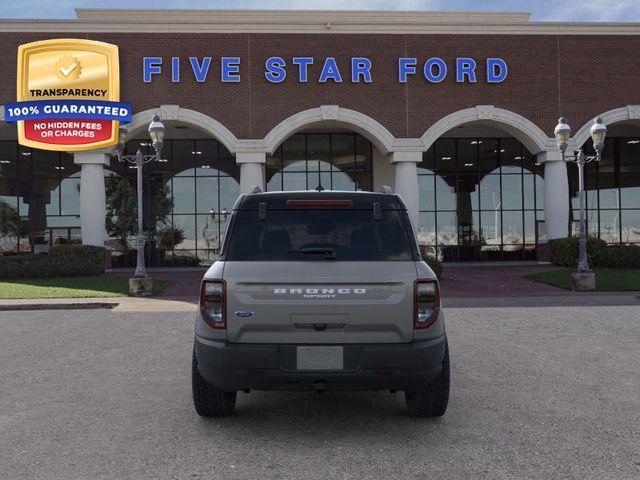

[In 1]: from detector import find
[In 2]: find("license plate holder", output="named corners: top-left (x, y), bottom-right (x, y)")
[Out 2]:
top-left (296, 346), bottom-right (343, 371)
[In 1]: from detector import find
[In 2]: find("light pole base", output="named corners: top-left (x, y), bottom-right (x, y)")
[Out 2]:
top-left (129, 277), bottom-right (154, 297)
top-left (571, 271), bottom-right (596, 291)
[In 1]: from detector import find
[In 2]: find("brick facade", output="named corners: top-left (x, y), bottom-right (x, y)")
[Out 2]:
top-left (0, 32), bottom-right (638, 141)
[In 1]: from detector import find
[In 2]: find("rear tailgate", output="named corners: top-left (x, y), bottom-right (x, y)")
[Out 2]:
top-left (223, 261), bottom-right (417, 344)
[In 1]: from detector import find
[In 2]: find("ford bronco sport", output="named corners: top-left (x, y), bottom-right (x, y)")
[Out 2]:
top-left (192, 189), bottom-right (449, 417)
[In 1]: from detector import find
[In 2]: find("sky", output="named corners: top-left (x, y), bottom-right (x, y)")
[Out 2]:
top-left (0, 0), bottom-right (639, 22)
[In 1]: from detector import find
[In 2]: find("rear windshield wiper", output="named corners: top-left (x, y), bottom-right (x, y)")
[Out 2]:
top-left (299, 247), bottom-right (337, 260)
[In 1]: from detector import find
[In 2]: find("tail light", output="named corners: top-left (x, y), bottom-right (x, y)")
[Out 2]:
top-left (414, 279), bottom-right (440, 329)
top-left (200, 279), bottom-right (226, 329)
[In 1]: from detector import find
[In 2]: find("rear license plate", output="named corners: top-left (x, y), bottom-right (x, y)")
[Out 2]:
top-left (296, 346), bottom-right (343, 371)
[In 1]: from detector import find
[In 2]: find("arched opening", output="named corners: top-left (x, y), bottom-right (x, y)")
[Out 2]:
top-left (0, 121), bottom-right (84, 255)
top-left (570, 120), bottom-right (640, 245)
top-left (263, 107), bottom-right (396, 196)
top-left (107, 120), bottom-right (239, 267)
top-left (265, 128), bottom-right (375, 193)
top-left (418, 123), bottom-right (545, 261)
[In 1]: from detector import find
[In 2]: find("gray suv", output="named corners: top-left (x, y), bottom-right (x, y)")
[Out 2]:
top-left (192, 190), bottom-right (449, 417)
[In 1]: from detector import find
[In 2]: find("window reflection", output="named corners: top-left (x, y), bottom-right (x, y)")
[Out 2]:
top-left (419, 137), bottom-right (543, 261)
top-left (266, 133), bottom-right (373, 193)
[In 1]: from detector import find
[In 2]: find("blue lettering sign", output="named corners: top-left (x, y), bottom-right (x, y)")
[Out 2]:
top-left (171, 57), bottom-right (180, 83)
top-left (221, 57), bottom-right (240, 83)
top-left (265, 56), bottom-right (287, 83)
top-left (351, 57), bottom-right (372, 83)
top-left (292, 57), bottom-right (314, 82)
top-left (398, 58), bottom-right (417, 83)
top-left (456, 58), bottom-right (477, 83)
top-left (189, 57), bottom-right (211, 83)
top-left (487, 58), bottom-right (508, 83)
top-left (143, 57), bottom-right (162, 83)
top-left (424, 58), bottom-right (447, 83)
top-left (319, 57), bottom-right (342, 83)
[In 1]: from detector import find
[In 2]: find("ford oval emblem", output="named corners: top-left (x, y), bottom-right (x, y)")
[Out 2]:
top-left (234, 310), bottom-right (254, 318)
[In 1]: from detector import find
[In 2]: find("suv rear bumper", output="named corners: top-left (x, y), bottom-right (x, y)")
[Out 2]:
top-left (194, 334), bottom-right (447, 392)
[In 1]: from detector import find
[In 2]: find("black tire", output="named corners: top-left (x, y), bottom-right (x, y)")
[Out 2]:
top-left (405, 342), bottom-right (450, 417)
top-left (192, 351), bottom-right (237, 417)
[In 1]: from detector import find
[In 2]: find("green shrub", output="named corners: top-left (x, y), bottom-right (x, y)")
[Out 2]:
top-left (593, 244), bottom-right (640, 268)
top-left (550, 237), bottom-right (640, 269)
top-left (164, 254), bottom-right (200, 267)
top-left (0, 245), bottom-right (106, 279)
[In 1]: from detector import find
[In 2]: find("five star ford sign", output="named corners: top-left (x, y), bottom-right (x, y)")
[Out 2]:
top-left (4, 39), bottom-right (132, 152)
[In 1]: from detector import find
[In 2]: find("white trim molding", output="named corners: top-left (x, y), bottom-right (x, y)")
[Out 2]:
top-left (127, 105), bottom-right (239, 154)
top-left (2, 9), bottom-right (640, 35)
top-left (420, 105), bottom-right (553, 154)
top-left (263, 106), bottom-right (397, 155)
top-left (572, 105), bottom-right (640, 148)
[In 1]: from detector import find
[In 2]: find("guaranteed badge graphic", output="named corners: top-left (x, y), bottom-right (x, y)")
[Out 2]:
top-left (4, 38), bottom-right (132, 151)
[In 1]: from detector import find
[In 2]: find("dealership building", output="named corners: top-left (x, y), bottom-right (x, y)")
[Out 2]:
top-left (0, 9), bottom-right (639, 264)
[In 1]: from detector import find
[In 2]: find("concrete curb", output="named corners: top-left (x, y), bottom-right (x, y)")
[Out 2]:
top-left (0, 302), bottom-right (119, 311)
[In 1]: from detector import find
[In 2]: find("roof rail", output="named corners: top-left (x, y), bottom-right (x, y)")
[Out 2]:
top-left (378, 185), bottom-right (393, 194)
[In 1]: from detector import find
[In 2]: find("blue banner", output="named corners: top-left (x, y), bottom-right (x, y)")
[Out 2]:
top-left (4, 100), bottom-right (132, 123)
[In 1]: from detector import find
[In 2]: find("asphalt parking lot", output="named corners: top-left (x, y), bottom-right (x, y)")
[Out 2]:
top-left (1, 305), bottom-right (639, 480)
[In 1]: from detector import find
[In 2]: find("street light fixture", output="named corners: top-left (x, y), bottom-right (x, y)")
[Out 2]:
top-left (113, 114), bottom-right (166, 288)
top-left (553, 116), bottom-right (607, 287)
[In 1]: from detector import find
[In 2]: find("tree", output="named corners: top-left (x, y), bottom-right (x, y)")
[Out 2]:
top-left (0, 201), bottom-right (22, 251)
top-left (105, 176), bottom-right (173, 252)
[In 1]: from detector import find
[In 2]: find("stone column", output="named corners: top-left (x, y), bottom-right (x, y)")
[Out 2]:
top-left (391, 150), bottom-right (422, 231)
top-left (237, 151), bottom-right (266, 193)
top-left (74, 150), bottom-right (110, 246)
top-left (538, 151), bottom-right (569, 240)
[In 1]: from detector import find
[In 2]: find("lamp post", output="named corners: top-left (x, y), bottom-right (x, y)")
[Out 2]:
top-left (553, 116), bottom-right (607, 289)
top-left (113, 114), bottom-right (165, 292)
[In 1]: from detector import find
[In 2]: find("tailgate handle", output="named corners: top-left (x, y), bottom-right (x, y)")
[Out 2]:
top-left (293, 322), bottom-right (346, 332)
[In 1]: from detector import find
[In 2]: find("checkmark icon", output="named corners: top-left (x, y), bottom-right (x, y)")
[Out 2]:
top-left (59, 62), bottom-right (78, 77)
top-left (54, 55), bottom-right (82, 82)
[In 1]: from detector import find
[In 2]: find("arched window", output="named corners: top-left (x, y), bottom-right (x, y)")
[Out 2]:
top-left (266, 133), bottom-right (372, 192)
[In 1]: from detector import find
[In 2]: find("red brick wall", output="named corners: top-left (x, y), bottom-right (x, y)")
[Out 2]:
top-left (1, 32), bottom-right (638, 141)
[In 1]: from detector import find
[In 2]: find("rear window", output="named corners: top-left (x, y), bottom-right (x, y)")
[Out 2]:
top-left (224, 209), bottom-right (416, 261)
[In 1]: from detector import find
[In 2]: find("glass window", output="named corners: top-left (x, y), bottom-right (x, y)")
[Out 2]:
top-left (32, 150), bottom-right (58, 177)
top-left (418, 211), bottom-right (436, 249)
top-left (0, 141), bottom-right (18, 177)
top-left (500, 138), bottom-right (523, 174)
top-left (620, 174), bottom-right (640, 209)
top-left (196, 177), bottom-right (219, 214)
top-left (435, 176), bottom-right (456, 211)
top-left (436, 211), bottom-right (457, 245)
top-left (282, 135), bottom-right (306, 172)
top-left (172, 214), bottom-right (196, 250)
top-left (621, 210), bottom-right (640, 243)
top-left (434, 139), bottom-right (456, 176)
top-left (173, 140), bottom-right (195, 176)
top-left (599, 210), bottom-right (620, 243)
top-left (619, 138), bottom-right (640, 174)
top-left (477, 139), bottom-right (498, 174)
top-left (418, 175), bottom-right (435, 211)
top-left (457, 138), bottom-right (478, 173)
top-left (479, 175), bottom-right (501, 211)
top-left (501, 175), bottom-right (523, 210)
top-left (172, 177), bottom-right (195, 213)
top-left (419, 147), bottom-right (434, 173)
top-left (226, 210), bottom-right (415, 261)
top-left (60, 176), bottom-right (80, 215)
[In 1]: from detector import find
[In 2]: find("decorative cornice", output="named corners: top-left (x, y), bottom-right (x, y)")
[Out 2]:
top-left (0, 9), bottom-right (639, 35)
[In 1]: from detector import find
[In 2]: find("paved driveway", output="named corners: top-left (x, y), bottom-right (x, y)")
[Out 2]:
top-left (1, 305), bottom-right (639, 480)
